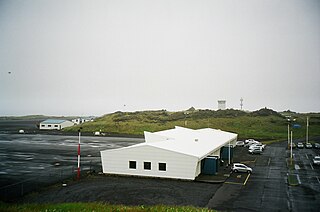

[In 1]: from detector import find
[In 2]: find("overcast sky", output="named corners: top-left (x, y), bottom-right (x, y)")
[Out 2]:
top-left (0, 0), bottom-right (319, 116)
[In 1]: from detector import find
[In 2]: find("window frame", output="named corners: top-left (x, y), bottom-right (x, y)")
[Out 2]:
top-left (143, 161), bottom-right (151, 170)
top-left (129, 161), bottom-right (137, 169)
top-left (158, 162), bottom-right (167, 171)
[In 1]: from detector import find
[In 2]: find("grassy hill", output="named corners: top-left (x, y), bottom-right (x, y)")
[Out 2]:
top-left (63, 108), bottom-right (320, 142)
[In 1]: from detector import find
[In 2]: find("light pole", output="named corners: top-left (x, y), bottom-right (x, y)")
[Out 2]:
top-left (287, 117), bottom-right (295, 165)
top-left (306, 117), bottom-right (309, 144)
top-left (228, 140), bottom-right (231, 166)
top-left (77, 127), bottom-right (82, 180)
top-left (290, 131), bottom-right (293, 165)
top-left (287, 117), bottom-right (296, 146)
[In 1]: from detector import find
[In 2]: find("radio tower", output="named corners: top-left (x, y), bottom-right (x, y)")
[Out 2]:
top-left (240, 97), bottom-right (243, 110)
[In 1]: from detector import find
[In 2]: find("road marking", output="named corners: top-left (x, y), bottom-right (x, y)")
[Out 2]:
top-left (316, 176), bottom-right (320, 184)
top-left (310, 163), bottom-right (314, 170)
top-left (224, 181), bottom-right (243, 185)
top-left (243, 173), bottom-right (251, 185)
top-left (268, 158), bottom-right (271, 166)
top-left (306, 154), bottom-right (309, 159)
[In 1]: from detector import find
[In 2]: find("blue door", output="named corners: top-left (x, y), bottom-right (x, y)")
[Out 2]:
top-left (201, 157), bottom-right (218, 175)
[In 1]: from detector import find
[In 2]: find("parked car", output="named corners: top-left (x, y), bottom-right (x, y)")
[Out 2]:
top-left (245, 139), bottom-right (258, 143)
top-left (245, 140), bottom-right (260, 147)
top-left (297, 142), bottom-right (304, 148)
top-left (288, 143), bottom-right (296, 149)
top-left (236, 141), bottom-right (245, 147)
top-left (231, 163), bottom-right (252, 173)
top-left (248, 147), bottom-right (262, 154)
top-left (313, 156), bottom-right (320, 165)
top-left (314, 143), bottom-right (320, 149)
top-left (305, 143), bottom-right (313, 149)
top-left (249, 143), bottom-right (266, 150)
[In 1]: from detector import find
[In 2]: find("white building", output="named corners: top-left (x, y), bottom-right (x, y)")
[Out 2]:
top-left (218, 100), bottom-right (226, 110)
top-left (40, 119), bottom-right (74, 130)
top-left (72, 117), bottom-right (94, 125)
top-left (100, 126), bottom-right (237, 180)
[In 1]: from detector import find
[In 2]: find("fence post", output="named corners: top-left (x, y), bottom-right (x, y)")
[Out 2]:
top-left (21, 183), bottom-right (23, 197)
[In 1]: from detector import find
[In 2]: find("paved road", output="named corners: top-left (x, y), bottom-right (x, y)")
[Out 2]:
top-left (208, 141), bottom-right (320, 211)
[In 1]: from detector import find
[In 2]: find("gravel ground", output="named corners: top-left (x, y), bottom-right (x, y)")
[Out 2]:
top-left (22, 175), bottom-right (222, 207)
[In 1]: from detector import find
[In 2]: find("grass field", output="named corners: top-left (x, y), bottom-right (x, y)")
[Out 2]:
top-left (0, 202), bottom-right (214, 212)
top-left (64, 108), bottom-right (320, 141)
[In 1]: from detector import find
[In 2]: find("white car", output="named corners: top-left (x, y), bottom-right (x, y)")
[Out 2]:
top-left (248, 147), bottom-right (262, 154)
top-left (245, 139), bottom-right (260, 147)
top-left (231, 163), bottom-right (252, 174)
top-left (313, 156), bottom-right (320, 165)
top-left (236, 141), bottom-right (245, 147)
top-left (305, 143), bottom-right (313, 149)
top-left (249, 143), bottom-right (265, 150)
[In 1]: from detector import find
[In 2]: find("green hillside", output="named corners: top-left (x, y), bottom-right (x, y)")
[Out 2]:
top-left (63, 108), bottom-right (320, 141)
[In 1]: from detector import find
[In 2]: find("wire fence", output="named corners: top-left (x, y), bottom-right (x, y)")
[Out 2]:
top-left (0, 163), bottom-right (101, 202)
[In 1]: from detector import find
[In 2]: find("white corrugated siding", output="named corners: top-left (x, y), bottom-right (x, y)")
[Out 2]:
top-left (60, 121), bottom-right (74, 129)
top-left (101, 145), bottom-right (199, 180)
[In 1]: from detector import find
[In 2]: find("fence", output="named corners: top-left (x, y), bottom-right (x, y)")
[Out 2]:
top-left (0, 163), bottom-right (101, 202)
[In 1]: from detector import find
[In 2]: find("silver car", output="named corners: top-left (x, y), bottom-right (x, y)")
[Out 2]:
top-left (232, 163), bottom-right (252, 173)
top-left (313, 156), bottom-right (320, 165)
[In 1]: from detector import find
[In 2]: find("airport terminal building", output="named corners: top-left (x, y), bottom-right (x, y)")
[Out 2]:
top-left (100, 126), bottom-right (237, 180)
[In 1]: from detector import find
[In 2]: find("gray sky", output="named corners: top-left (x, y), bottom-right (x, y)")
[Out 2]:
top-left (1, 0), bottom-right (319, 116)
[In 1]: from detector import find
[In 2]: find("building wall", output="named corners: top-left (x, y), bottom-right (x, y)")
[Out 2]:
top-left (101, 145), bottom-right (199, 180)
top-left (72, 118), bottom-right (92, 125)
top-left (40, 121), bottom-right (73, 130)
top-left (40, 123), bottom-right (61, 130)
top-left (60, 121), bottom-right (74, 129)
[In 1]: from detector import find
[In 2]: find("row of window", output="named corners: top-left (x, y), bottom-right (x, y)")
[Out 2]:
top-left (129, 161), bottom-right (166, 171)
top-left (41, 124), bottom-right (59, 127)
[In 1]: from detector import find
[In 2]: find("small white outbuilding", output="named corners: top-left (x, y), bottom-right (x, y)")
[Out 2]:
top-left (100, 126), bottom-right (237, 180)
top-left (39, 119), bottom-right (74, 130)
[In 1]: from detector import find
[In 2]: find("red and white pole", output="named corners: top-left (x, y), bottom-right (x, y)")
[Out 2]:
top-left (77, 128), bottom-right (82, 180)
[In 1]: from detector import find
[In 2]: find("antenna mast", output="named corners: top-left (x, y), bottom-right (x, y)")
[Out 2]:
top-left (240, 97), bottom-right (243, 110)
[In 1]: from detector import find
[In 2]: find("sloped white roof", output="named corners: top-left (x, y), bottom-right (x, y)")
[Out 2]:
top-left (103, 126), bottom-right (237, 160)
top-left (145, 126), bottom-right (237, 159)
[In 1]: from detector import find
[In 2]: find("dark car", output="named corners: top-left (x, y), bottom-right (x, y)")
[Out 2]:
top-left (314, 143), bottom-right (320, 149)
top-left (288, 143), bottom-right (296, 149)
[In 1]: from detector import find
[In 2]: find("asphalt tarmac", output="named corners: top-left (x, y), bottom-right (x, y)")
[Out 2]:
top-left (0, 133), bottom-right (143, 201)
top-left (208, 140), bottom-right (320, 211)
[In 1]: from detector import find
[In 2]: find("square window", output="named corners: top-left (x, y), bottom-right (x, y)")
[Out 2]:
top-left (54, 125), bottom-right (58, 127)
top-left (48, 125), bottom-right (51, 127)
top-left (144, 162), bottom-right (151, 170)
top-left (129, 161), bottom-right (136, 169)
top-left (159, 163), bottom-right (166, 171)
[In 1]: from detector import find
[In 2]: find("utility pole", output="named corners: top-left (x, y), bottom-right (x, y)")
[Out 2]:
top-left (77, 127), bottom-right (82, 180)
top-left (290, 131), bottom-right (293, 165)
top-left (240, 97), bottom-right (243, 110)
top-left (306, 117), bottom-right (309, 144)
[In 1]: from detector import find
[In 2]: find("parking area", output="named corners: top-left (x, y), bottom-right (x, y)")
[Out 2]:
top-left (288, 142), bottom-right (320, 211)
top-left (209, 140), bottom-right (320, 211)
top-left (224, 172), bottom-right (251, 185)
